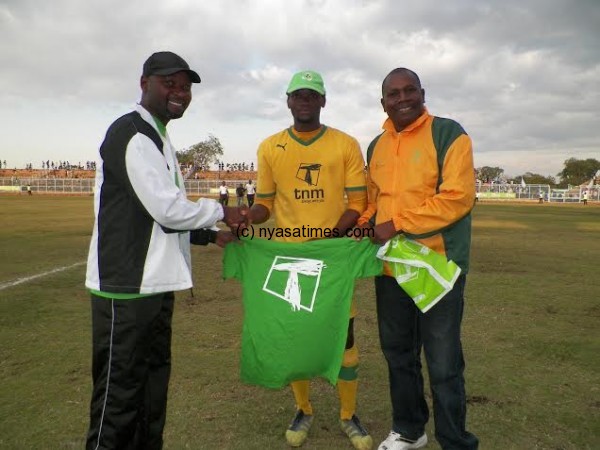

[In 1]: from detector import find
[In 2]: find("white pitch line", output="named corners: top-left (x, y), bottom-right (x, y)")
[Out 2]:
top-left (0, 261), bottom-right (86, 292)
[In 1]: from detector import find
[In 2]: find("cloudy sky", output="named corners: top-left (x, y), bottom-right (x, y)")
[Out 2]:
top-left (1, 0), bottom-right (598, 177)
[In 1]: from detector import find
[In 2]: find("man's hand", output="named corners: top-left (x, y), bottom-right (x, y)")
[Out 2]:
top-left (371, 220), bottom-right (398, 245)
top-left (222, 206), bottom-right (249, 229)
top-left (247, 204), bottom-right (270, 225)
top-left (190, 229), bottom-right (232, 246)
top-left (214, 230), bottom-right (236, 248)
top-left (352, 222), bottom-right (373, 241)
top-left (331, 210), bottom-right (360, 238)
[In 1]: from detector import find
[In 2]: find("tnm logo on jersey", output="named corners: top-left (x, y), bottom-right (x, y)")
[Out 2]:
top-left (295, 163), bottom-right (325, 203)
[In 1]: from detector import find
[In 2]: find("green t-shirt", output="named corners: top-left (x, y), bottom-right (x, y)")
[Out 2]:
top-left (223, 237), bottom-right (382, 388)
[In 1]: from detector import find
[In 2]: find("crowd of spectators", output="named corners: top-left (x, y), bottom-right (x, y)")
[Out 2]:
top-left (214, 161), bottom-right (254, 172)
top-left (179, 161), bottom-right (256, 180)
top-left (2, 159), bottom-right (259, 183)
top-left (0, 160), bottom-right (98, 171)
top-left (3, 159), bottom-right (255, 174)
top-left (39, 160), bottom-right (97, 170)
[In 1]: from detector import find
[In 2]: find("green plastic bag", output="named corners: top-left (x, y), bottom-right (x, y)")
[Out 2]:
top-left (376, 235), bottom-right (461, 312)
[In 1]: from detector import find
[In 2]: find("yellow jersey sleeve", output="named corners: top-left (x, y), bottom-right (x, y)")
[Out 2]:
top-left (343, 137), bottom-right (367, 214)
top-left (254, 140), bottom-right (276, 212)
top-left (344, 137), bottom-right (367, 191)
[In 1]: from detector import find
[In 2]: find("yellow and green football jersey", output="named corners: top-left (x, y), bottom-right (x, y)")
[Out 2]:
top-left (255, 126), bottom-right (367, 242)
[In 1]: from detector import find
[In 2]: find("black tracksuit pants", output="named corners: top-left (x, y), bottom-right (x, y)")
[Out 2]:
top-left (86, 292), bottom-right (174, 450)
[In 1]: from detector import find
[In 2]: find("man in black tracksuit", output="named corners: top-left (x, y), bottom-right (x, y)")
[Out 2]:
top-left (85, 51), bottom-right (244, 450)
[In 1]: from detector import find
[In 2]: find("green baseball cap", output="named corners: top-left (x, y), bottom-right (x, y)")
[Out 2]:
top-left (286, 70), bottom-right (326, 96)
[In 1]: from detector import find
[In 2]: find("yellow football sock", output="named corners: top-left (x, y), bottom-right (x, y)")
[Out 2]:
top-left (338, 345), bottom-right (359, 420)
top-left (291, 380), bottom-right (312, 415)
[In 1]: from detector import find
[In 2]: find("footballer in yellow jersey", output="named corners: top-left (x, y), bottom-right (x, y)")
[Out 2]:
top-left (248, 70), bottom-right (372, 450)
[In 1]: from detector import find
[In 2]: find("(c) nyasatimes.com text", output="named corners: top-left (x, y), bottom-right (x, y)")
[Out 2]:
top-left (235, 225), bottom-right (374, 240)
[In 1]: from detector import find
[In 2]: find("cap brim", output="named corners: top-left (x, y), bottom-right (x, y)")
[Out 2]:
top-left (152, 68), bottom-right (201, 83)
top-left (286, 84), bottom-right (325, 95)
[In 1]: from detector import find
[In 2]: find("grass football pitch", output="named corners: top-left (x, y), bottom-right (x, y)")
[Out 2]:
top-left (0, 196), bottom-right (598, 449)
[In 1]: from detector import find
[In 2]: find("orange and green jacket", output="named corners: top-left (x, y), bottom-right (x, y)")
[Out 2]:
top-left (358, 109), bottom-right (475, 273)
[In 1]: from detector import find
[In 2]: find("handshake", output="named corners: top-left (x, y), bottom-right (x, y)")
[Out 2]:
top-left (222, 205), bottom-right (250, 231)
top-left (189, 205), bottom-right (251, 249)
top-left (191, 204), bottom-right (268, 248)
top-left (199, 205), bottom-right (250, 248)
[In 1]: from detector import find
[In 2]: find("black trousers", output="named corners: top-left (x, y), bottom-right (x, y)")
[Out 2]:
top-left (375, 275), bottom-right (478, 449)
top-left (86, 292), bottom-right (174, 450)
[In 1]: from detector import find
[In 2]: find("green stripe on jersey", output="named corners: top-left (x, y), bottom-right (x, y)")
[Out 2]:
top-left (90, 289), bottom-right (156, 300)
top-left (345, 186), bottom-right (367, 192)
top-left (152, 116), bottom-right (167, 137)
top-left (287, 126), bottom-right (328, 146)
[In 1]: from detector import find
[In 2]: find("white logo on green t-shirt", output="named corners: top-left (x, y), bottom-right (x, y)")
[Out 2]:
top-left (263, 256), bottom-right (326, 312)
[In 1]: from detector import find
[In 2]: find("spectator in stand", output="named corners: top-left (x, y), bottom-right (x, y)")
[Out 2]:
top-left (245, 180), bottom-right (255, 207)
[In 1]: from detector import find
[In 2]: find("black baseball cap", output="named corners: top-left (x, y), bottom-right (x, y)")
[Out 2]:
top-left (142, 51), bottom-right (201, 83)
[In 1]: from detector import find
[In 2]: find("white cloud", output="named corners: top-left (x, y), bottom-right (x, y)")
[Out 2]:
top-left (0, 0), bottom-right (598, 177)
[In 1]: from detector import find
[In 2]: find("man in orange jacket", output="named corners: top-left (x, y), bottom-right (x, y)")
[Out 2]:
top-left (358, 68), bottom-right (479, 450)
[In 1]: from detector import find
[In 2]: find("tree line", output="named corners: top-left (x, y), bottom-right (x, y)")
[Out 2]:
top-left (477, 158), bottom-right (600, 187)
